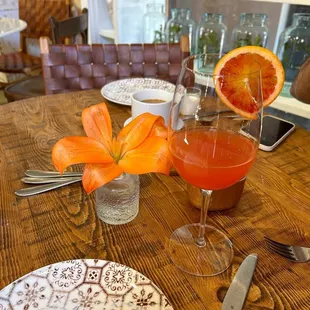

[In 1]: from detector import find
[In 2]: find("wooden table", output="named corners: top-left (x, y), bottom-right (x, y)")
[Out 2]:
top-left (0, 90), bottom-right (310, 309)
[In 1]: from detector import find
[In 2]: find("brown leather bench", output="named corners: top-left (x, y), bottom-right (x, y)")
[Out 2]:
top-left (39, 37), bottom-right (190, 95)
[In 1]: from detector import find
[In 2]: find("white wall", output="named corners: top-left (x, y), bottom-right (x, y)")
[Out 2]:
top-left (88, 0), bottom-right (113, 44)
top-left (81, 0), bottom-right (88, 9)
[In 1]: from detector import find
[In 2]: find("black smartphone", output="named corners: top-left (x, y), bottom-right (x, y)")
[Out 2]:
top-left (259, 115), bottom-right (295, 151)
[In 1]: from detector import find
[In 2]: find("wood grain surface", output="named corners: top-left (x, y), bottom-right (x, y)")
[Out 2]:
top-left (0, 89), bottom-right (310, 309)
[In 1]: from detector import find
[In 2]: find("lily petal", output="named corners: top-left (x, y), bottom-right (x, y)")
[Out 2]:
top-left (118, 136), bottom-right (171, 175)
top-left (52, 137), bottom-right (113, 174)
top-left (149, 124), bottom-right (168, 139)
top-left (82, 163), bottom-right (123, 194)
top-left (82, 103), bottom-right (112, 148)
top-left (117, 113), bottom-right (167, 153)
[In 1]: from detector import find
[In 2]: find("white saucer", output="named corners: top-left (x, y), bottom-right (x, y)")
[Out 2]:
top-left (101, 78), bottom-right (175, 106)
top-left (124, 117), bottom-right (132, 127)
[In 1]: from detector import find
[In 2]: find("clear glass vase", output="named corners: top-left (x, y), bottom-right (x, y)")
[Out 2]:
top-left (277, 13), bottom-right (310, 97)
top-left (232, 13), bottom-right (268, 48)
top-left (195, 13), bottom-right (227, 54)
top-left (165, 8), bottom-right (182, 44)
top-left (143, 3), bottom-right (166, 43)
top-left (165, 8), bottom-right (196, 52)
top-left (95, 173), bottom-right (140, 225)
top-left (179, 8), bottom-right (196, 54)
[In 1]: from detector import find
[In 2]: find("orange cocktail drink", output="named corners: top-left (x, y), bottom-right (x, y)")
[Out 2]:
top-left (170, 128), bottom-right (256, 190)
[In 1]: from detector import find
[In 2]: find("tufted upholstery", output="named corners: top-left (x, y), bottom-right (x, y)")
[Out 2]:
top-left (40, 40), bottom-right (190, 95)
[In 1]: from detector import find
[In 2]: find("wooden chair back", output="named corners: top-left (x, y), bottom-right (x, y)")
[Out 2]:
top-left (39, 37), bottom-right (190, 95)
top-left (49, 9), bottom-right (88, 44)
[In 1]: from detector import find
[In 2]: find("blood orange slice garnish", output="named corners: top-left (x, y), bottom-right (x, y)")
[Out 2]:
top-left (214, 46), bottom-right (285, 119)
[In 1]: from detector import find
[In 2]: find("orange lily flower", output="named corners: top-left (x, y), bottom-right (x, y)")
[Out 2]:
top-left (52, 103), bottom-right (171, 194)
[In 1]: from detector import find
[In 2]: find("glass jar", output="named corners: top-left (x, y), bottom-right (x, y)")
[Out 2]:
top-left (95, 173), bottom-right (140, 225)
top-left (277, 13), bottom-right (310, 97)
top-left (232, 13), bottom-right (268, 48)
top-left (165, 8), bottom-right (182, 44)
top-left (143, 3), bottom-right (166, 43)
top-left (195, 13), bottom-right (227, 54)
top-left (179, 8), bottom-right (196, 54)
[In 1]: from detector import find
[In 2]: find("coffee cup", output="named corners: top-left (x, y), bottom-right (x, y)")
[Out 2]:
top-left (131, 89), bottom-right (173, 125)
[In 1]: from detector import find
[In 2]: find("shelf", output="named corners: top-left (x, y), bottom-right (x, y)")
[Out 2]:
top-left (99, 29), bottom-right (115, 39)
top-left (270, 96), bottom-right (310, 119)
top-left (248, 0), bottom-right (310, 5)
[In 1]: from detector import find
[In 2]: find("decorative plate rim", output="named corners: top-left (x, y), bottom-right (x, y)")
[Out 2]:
top-left (101, 78), bottom-right (176, 106)
top-left (0, 258), bottom-right (174, 310)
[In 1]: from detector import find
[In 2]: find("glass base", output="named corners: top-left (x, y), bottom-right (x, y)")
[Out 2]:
top-left (168, 224), bottom-right (233, 276)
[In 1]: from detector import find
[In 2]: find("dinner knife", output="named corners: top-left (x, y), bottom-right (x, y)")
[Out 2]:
top-left (15, 178), bottom-right (82, 197)
top-left (25, 170), bottom-right (83, 178)
top-left (221, 253), bottom-right (258, 310)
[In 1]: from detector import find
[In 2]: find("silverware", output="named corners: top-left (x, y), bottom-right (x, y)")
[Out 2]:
top-left (265, 236), bottom-right (310, 262)
top-left (25, 170), bottom-right (83, 178)
top-left (15, 178), bottom-right (82, 197)
top-left (222, 253), bottom-right (258, 310)
top-left (21, 177), bottom-right (82, 184)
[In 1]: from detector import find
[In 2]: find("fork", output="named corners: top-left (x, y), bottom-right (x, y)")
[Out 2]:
top-left (264, 236), bottom-right (310, 262)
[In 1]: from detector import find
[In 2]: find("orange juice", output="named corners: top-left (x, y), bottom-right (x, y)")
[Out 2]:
top-left (170, 128), bottom-right (256, 190)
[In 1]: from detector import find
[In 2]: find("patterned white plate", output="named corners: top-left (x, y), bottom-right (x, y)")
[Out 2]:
top-left (0, 259), bottom-right (174, 310)
top-left (101, 78), bottom-right (175, 106)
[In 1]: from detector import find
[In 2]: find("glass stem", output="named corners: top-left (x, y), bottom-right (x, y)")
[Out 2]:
top-left (196, 189), bottom-right (212, 247)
